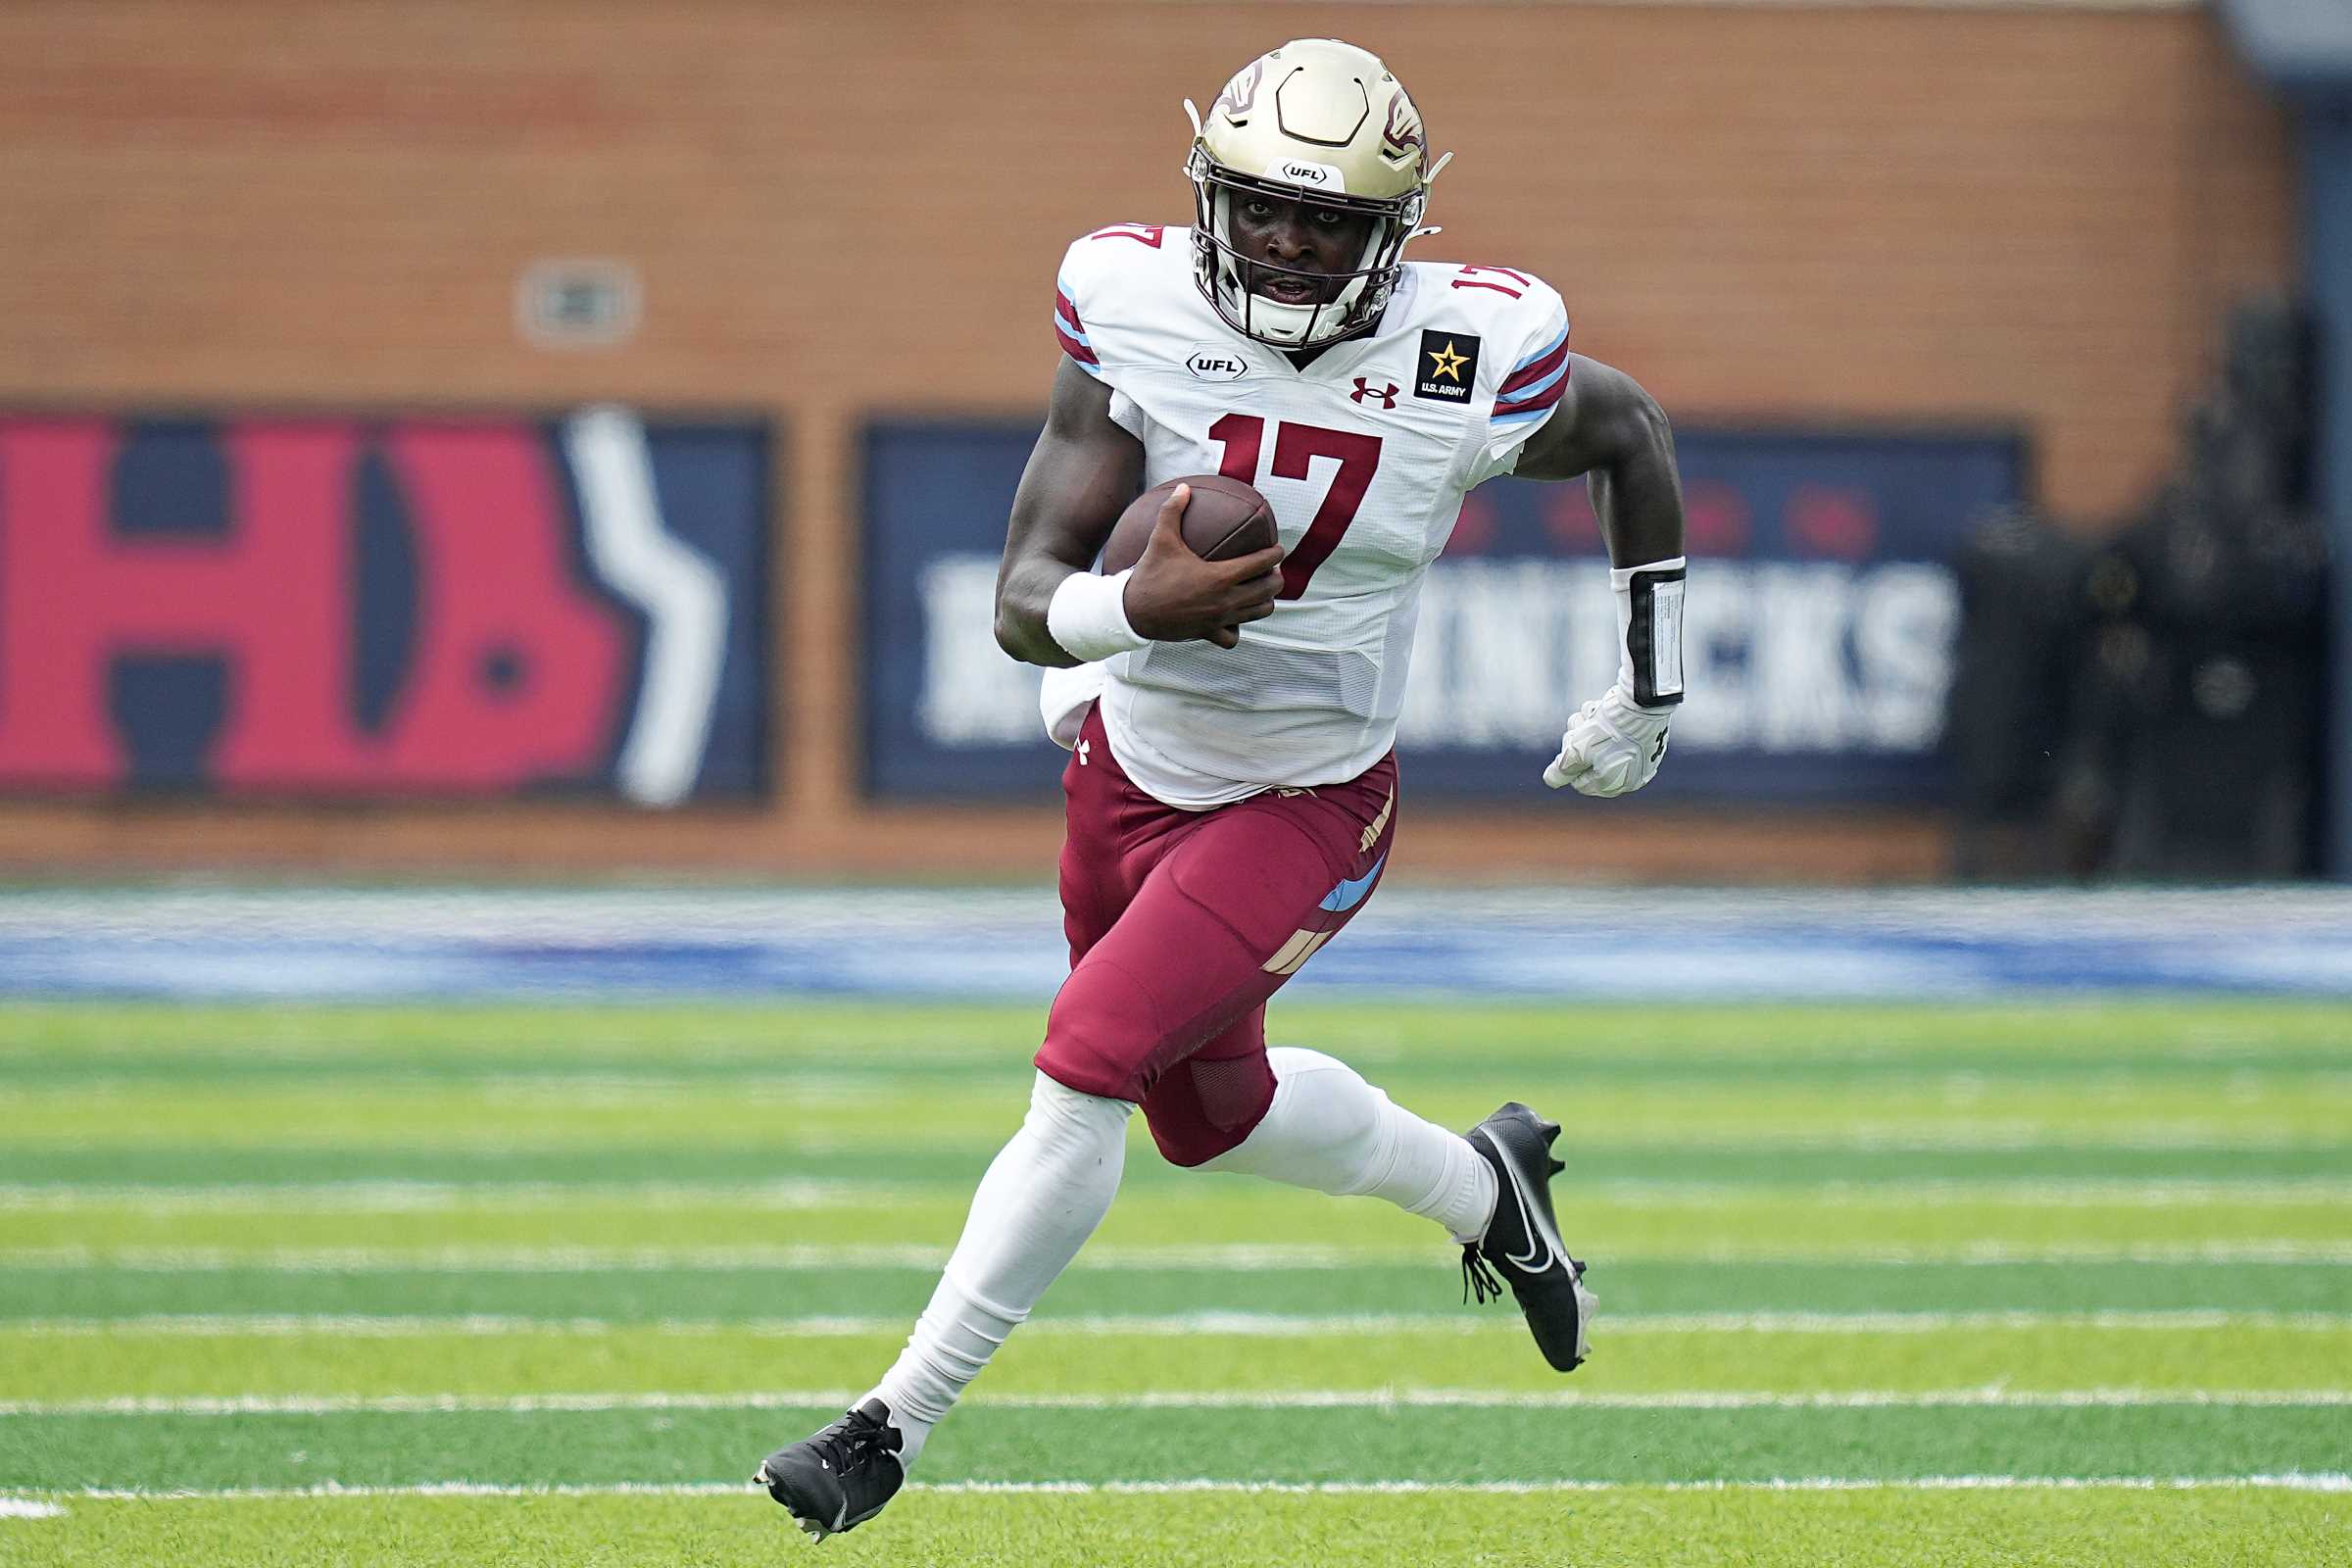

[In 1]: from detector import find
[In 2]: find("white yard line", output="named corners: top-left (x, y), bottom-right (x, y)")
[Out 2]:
top-left (0, 1182), bottom-right (906, 1212)
top-left (5, 1309), bottom-right (2346, 1338)
top-left (7, 1240), bottom-right (2351, 1271)
top-left (0, 1498), bottom-right (66, 1519)
top-left (24, 1475), bottom-right (2352, 1504)
top-left (12, 1125), bottom-right (2341, 1152)
top-left (6, 1178), bottom-right (2351, 1212)
top-left (4, 1388), bottom-right (2347, 1418)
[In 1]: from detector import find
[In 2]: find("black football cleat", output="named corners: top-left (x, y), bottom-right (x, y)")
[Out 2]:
top-left (755, 1398), bottom-right (906, 1542)
top-left (1460, 1101), bottom-right (1595, 1372)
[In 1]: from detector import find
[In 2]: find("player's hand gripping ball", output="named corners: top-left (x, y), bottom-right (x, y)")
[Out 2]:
top-left (1544, 685), bottom-right (1672, 798)
top-left (1102, 475), bottom-right (1285, 649)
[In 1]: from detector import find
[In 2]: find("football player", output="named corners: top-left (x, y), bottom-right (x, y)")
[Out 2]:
top-left (760, 37), bottom-right (1685, 1538)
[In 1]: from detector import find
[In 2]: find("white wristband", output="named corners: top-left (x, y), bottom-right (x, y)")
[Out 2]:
top-left (1047, 569), bottom-right (1151, 662)
top-left (1611, 556), bottom-right (1686, 709)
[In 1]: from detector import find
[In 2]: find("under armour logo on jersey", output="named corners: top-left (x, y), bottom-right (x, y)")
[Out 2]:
top-left (1076, 740), bottom-right (1092, 766)
top-left (1351, 378), bottom-right (1398, 410)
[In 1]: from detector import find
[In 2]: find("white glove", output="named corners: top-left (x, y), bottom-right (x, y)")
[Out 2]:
top-left (1544, 684), bottom-right (1673, 797)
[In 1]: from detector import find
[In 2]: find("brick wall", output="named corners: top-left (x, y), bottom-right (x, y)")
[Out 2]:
top-left (0, 1), bottom-right (2294, 881)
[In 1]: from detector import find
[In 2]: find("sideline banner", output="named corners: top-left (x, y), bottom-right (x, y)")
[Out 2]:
top-left (0, 409), bottom-right (770, 804)
top-left (864, 418), bottom-right (2021, 804)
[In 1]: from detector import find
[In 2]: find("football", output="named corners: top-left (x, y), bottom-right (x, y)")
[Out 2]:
top-left (1099, 473), bottom-right (1280, 575)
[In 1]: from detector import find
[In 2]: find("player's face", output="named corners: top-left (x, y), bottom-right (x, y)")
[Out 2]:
top-left (1228, 192), bottom-right (1377, 305)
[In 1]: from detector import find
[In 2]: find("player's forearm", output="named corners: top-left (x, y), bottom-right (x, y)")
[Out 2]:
top-left (1542, 388), bottom-right (1685, 796)
top-left (1587, 392), bottom-right (1684, 568)
top-left (995, 559), bottom-right (1088, 668)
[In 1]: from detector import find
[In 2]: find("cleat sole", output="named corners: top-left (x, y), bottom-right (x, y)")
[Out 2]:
top-left (757, 1459), bottom-right (834, 1542)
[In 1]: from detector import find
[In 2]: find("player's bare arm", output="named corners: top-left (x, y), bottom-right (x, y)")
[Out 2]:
top-left (1512, 354), bottom-right (1683, 564)
top-left (1513, 355), bottom-right (1690, 798)
top-left (994, 359), bottom-right (1285, 666)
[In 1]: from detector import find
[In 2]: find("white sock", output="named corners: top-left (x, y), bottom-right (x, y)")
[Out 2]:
top-left (1198, 1047), bottom-right (1497, 1243)
top-left (866, 1070), bottom-right (1133, 1470)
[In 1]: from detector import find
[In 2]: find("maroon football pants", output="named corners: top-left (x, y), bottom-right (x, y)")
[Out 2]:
top-left (1034, 703), bottom-right (1398, 1167)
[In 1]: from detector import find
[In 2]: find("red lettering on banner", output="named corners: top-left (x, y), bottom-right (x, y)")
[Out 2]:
top-left (0, 416), bottom-right (630, 793)
top-left (1684, 480), bottom-right (1752, 557)
top-left (214, 423), bottom-right (372, 781)
top-left (1786, 484), bottom-right (1878, 560)
top-left (368, 422), bottom-right (625, 789)
top-left (0, 420), bottom-right (115, 782)
top-left (0, 418), bottom-right (366, 785)
top-left (1446, 493), bottom-right (1499, 556)
top-left (1544, 483), bottom-right (1603, 554)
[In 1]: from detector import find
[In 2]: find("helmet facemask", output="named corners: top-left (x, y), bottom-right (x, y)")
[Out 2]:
top-left (1186, 144), bottom-right (1424, 349)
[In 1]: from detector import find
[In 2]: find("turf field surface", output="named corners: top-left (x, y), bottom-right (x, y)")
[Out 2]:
top-left (1, 1000), bottom-right (2345, 1566)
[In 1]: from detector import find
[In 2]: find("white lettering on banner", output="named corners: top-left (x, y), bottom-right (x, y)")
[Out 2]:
top-left (1399, 562), bottom-right (1612, 746)
top-left (1677, 578), bottom-right (1751, 748)
top-left (915, 556), bottom-right (1042, 745)
top-left (1754, 564), bottom-right (1858, 750)
top-left (1854, 564), bottom-right (1959, 749)
top-left (1396, 561), bottom-right (1958, 754)
top-left (906, 554), bottom-right (1960, 758)
top-left (561, 407), bottom-right (727, 808)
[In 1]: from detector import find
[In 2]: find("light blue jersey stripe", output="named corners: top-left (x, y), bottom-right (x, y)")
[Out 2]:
top-left (1507, 322), bottom-right (1570, 374)
top-left (1499, 360), bottom-right (1568, 404)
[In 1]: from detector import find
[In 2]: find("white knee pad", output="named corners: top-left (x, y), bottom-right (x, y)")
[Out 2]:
top-left (1194, 1047), bottom-right (1494, 1240)
top-left (1198, 1046), bottom-right (1396, 1195)
top-left (1026, 1069), bottom-right (1139, 1148)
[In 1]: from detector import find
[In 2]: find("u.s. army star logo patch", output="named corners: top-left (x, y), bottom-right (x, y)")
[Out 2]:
top-left (1414, 329), bottom-right (1480, 404)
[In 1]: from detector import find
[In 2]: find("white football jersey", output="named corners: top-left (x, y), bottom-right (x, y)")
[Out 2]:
top-left (1051, 223), bottom-right (1571, 808)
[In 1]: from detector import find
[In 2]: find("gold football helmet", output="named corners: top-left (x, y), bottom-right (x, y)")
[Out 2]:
top-left (1185, 38), bottom-right (1449, 348)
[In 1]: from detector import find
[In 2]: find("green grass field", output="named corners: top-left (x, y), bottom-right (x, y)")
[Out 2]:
top-left (1, 1000), bottom-right (2346, 1565)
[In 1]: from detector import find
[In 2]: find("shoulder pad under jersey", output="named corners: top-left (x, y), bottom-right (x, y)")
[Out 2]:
top-left (1054, 224), bottom-right (1187, 381)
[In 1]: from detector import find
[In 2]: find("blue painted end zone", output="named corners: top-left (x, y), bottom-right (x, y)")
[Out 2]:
top-left (0, 888), bottom-right (2347, 1002)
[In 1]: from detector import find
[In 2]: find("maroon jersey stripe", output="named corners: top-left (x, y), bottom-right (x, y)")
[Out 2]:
top-left (1498, 334), bottom-right (1572, 397)
top-left (1494, 374), bottom-right (1569, 419)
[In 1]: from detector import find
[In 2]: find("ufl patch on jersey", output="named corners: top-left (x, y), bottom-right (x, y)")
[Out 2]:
top-left (1414, 330), bottom-right (1480, 404)
top-left (1185, 344), bottom-right (1250, 380)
